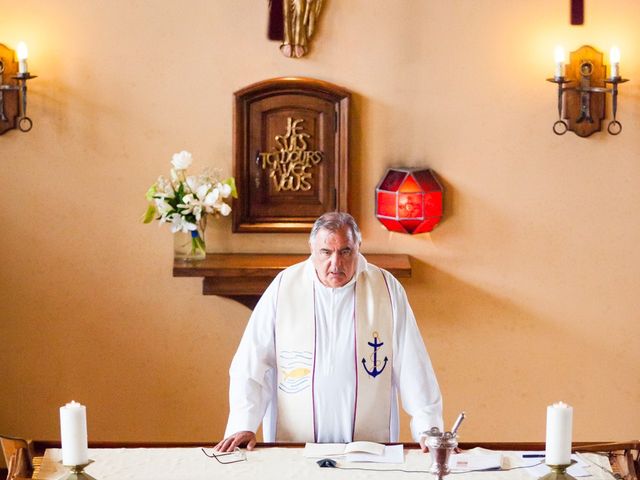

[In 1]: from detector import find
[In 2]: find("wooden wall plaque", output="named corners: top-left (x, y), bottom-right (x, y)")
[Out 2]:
top-left (233, 77), bottom-right (350, 233)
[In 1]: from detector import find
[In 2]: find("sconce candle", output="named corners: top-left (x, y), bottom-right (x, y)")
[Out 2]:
top-left (545, 401), bottom-right (573, 465)
top-left (546, 44), bottom-right (629, 137)
top-left (60, 400), bottom-right (89, 466)
top-left (0, 42), bottom-right (37, 135)
top-left (554, 46), bottom-right (565, 78)
top-left (16, 41), bottom-right (28, 74)
top-left (610, 46), bottom-right (620, 78)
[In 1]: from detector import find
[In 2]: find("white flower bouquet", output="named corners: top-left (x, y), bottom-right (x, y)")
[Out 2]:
top-left (143, 150), bottom-right (237, 260)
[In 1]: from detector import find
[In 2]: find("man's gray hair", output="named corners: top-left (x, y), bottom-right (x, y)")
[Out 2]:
top-left (309, 212), bottom-right (362, 245)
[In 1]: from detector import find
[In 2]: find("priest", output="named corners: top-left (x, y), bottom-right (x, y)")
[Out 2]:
top-left (215, 212), bottom-right (442, 451)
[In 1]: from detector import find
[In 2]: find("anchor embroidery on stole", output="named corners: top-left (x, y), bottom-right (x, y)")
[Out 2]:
top-left (361, 331), bottom-right (388, 378)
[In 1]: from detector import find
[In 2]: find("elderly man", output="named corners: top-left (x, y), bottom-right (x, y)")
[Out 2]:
top-left (215, 212), bottom-right (442, 451)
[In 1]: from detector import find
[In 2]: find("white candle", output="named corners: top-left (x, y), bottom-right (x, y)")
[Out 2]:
top-left (16, 41), bottom-right (28, 74)
top-left (545, 401), bottom-right (573, 465)
top-left (554, 46), bottom-right (565, 78)
top-left (610, 46), bottom-right (620, 78)
top-left (60, 400), bottom-right (89, 466)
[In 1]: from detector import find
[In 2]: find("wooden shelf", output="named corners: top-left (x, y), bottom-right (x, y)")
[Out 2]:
top-left (173, 253), bottom-right (411, 309)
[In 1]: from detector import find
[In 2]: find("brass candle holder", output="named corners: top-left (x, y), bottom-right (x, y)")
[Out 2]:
top-left (61, 460), bottom-right (97, 480)
top-left (540, 461), bottom-right (577, 480)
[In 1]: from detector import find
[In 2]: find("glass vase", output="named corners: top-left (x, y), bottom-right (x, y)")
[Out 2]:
top-left (174, 228), bottom-right (206, 262)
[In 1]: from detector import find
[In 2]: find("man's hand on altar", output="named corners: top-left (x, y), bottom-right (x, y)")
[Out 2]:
top-left (214, 431), bottom-right (257, 452)
top-left (419, 436), bottom-right (428, 453)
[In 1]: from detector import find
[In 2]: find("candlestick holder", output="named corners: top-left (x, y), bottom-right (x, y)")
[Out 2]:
top-left (546, 76), bottom-right (572, 135)
top-left (546, 45), bottom-right (629, 137)
top-left (539, 461), bottom-right (577, 480)
top-left (0, 43), bottom-right (36, 135)
top-left (603, 77), bottom-right (629, 135)
top-left (61, 460), bottom-right (97, 480)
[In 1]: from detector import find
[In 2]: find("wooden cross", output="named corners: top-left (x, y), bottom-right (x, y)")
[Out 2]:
top-left (571, 0), bottom-right (584, 25)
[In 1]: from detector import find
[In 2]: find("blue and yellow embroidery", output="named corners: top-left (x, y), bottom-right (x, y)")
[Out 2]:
top-left (278, 350), bottom-right (312, 393)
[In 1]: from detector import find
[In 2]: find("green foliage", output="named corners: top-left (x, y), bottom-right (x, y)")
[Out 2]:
top-left (142, 204), bottom-right (157, 224)
top-left (223, 177), bottom-right (239, 198)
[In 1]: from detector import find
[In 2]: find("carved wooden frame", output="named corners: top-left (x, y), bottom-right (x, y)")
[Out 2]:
top-left (233, 77), bottom-right (350, 233)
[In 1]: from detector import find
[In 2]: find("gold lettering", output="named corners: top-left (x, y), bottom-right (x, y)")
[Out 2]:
top-left (299, 171), bottom-right (312, 191)
top-left (274, 135), bottom-right (288, 151)
top-left (258, 117), bottom-right (324, 192)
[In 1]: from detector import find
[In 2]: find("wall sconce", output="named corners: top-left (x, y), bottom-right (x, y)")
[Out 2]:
top-left (375, 167), bottom-right (444, 234)
top-left (547, 45), bottom-right (628, 137)
top-left (0, 42), bottom-right (36, 135)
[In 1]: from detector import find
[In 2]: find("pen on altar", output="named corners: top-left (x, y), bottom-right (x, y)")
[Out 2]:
top-left (522, 454), bottom-right (545, 458)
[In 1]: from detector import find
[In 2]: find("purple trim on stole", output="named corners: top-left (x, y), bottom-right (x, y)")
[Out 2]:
top-left (273, 274), bottom-right (283, 441)
top-left (311, 281), bottom-right (318, 443)
top-left (379, 268), bottom-right (394, 439)
top-left (351, 281), bottom-right (358, 441)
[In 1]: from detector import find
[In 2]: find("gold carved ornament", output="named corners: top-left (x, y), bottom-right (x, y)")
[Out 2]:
top-left (258, 117), bottom-right (323, 192)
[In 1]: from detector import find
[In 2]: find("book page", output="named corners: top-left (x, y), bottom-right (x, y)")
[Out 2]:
top-left (344, 441), bottom-right (385, 456)
top-left (346, 445), bottom-right (404, 464)
top-left (303, 443), bottom-right (347, 458)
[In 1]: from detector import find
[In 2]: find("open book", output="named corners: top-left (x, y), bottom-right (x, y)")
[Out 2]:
top-left (304, 441), bottom-right (385, 457)
top-left (304, 442), bottom-right (404, 463)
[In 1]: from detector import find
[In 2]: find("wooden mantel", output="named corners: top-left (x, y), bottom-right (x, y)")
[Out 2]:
top-left (173, 253), bottom-right (412, 309)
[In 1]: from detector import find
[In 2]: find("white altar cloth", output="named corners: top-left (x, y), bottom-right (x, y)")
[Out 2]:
top-left (35, 447), bottom-right (613, 480)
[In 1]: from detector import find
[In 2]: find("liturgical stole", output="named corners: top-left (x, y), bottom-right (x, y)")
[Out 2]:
top-left (274, 261), bottom-right (393, 442)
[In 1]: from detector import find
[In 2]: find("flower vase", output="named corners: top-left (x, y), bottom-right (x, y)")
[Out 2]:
top-left (174, 229), bottom-right (206, 261)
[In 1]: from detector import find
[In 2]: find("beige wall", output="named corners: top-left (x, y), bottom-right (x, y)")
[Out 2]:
top-left (1, 0), bottom-right (639, 452)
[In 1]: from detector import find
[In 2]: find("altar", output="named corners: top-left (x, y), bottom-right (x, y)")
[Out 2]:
top-left (29, 444), bottom-right (622, 480)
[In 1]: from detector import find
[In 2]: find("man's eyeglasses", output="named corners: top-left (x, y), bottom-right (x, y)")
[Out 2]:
top-left (201, 446), bottom-right (247, 464)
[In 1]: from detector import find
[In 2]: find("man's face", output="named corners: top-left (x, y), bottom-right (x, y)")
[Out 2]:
top-left (310, 226), bottom-right (360, 288)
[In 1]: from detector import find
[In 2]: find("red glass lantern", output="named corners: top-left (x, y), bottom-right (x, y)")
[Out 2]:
top-left (375, 168), bottom-right (443, 234)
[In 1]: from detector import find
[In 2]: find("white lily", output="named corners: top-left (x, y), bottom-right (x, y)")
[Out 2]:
top-left (217, 182), bottom-right (232, 198)
top-left (177, 194), bottom-right (197, 217)
top-left (196, 184), bottom-right (211, 202)
top-left (185, 175), bottom-right (202, 194)
top-left (154, 176), bottom-right (175, 199)
top-left (203, 187), bottom-right (220, 213)
top-left (193, 205), bottom-right (204, 221)
top-left (218, 202), bottom-right (232, 216)
top-left (178, 183), bottom-right (217, 221)
top-left (154, 198), bottom-right (174, 216)
top-left (171, 150), bottom-right (193, 171)
top-left (178, 193), bottom-right (194, 206)
top-left (169, 213), bottom-right (197, 233)
top-left (153, 177), bottom-right (176, 199)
